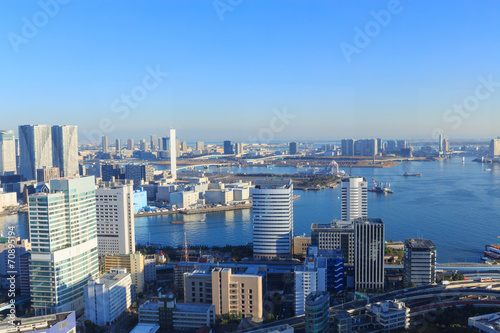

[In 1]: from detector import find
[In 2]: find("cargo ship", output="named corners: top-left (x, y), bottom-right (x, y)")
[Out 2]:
top-left (403, 172), bottom-right (421, 177)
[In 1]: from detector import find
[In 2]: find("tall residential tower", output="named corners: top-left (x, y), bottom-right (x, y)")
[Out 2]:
top-left (19, 125), bottom-right (53, 181)
top-left (52, 125), bottom-right (79, 177)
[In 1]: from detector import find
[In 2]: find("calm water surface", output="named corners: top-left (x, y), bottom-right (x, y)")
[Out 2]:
top-left (3, 158), bottom-right (499, 263)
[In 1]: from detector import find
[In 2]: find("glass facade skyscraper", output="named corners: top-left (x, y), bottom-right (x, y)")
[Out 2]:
top-left (29, 177), bottom-right (99, 315)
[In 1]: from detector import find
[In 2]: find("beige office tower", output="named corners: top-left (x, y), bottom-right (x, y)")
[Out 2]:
top-left (103, 253), bottom-right (145, 293)
top-left (96, 184), bottom-right (135, 255)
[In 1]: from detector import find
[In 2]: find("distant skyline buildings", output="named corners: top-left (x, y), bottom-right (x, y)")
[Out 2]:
top-left (18, 125), bottom-right (79, 181)
top-left (0, 130), bottom-right (16, 175)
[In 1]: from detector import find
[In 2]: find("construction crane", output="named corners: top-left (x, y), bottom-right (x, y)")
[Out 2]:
top-left (183, 232), bottom-right (191, 262)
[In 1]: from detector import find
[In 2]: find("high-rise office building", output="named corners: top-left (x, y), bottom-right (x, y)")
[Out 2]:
top-left (29, 177), bottom-right (99, 315)
top-left (354, 218), bottom-right (385, 292)
top-left (438, 134), bottom-right (443, 152)
top-left (252, 179), bottom-right (293, 259)
top-left (311, 220), bottom-right (355, 266)
top-left (19, 125), bottom-right (53, 181)
top-left (386, 140), bottom-right (397, 152)
top-left (162, 136), bottom-right (170, 151)
top-left (96, 184), bottom-right (135, 255)
top-left (0, 130), bottom-right (16, 175)
top-left (127, 139), bottom-right (134, 150)
top-left (196, 141), bottom-right (204, 151)
top-left (125, 164), bottom-right (154, 185)
top-left (403, 239), bottom-right (436, 287)
top-left (116, 139), bottom-right (121, 154)
top-left (490, 138), bottom-right (500, 157)
top-left (181, 141), bottom-right (187, 151)
top-left (444, 138), bottom-right (450, 152)
top-left (140, 139), bottom-right (148, 152)
top-left (102, 135), bottom-right (109, 153)
top-left (150, 135), bottom-right (158, 151)
top-left (341, 177), bottom-right (367, 221)
top-left (396, 140), bottom-right (406, 150)
top-left (223, 140), bottom-right (234, 154)
top-left (52, 125), bottom-right (79, 177)
top-left (359, 139), bottom-right (378, 156)
top-left (341, 139), bottom-right (356, 156)
top-left (170, 129), bottom-right (177, 180)
top-left (235, 142), bottom-right (244, 155)
top-left (289, 142), bottom-right (299, 155)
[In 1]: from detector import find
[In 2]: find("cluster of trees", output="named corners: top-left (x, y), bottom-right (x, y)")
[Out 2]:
top-left (444, 273), bottom-right (465, 282)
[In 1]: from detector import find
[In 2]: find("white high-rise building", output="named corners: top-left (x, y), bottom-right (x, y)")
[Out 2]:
top-left (52, 125), bottom-right (79, 177)
top-left (84, 268), bottom-right (133, 326)
top-left (19, 125), bottom-right (53, 181)
top-left (490, 138), bottom-right (500, 157)
top-left (294, 256), bottom-right (326, 316)
top-left (102, 135), bottom-right (109, 153)
top-left (341, 177), bottom-right (367, 221)
top-left (252, 179), bottom-right (293, 259)
top-left (170, 128), bottom-right (177, 180)
top-left (29, 176), bottom-right (99, 315)
top-left (96, 184), bottom-right (135, 255)
top-left (0, 130), bottom-right (16, 175)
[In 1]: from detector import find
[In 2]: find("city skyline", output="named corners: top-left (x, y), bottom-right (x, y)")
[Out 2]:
top-left (1, 1), bottom-right (499, 141)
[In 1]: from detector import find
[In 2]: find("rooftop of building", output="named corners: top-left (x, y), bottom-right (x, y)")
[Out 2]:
top-left (188, 263), bottom-right (267, 277)
top-left (130, 323), bottom-right (160, 333)
top-left (405, 238), bottom-right (436, 250)
top-left (311, 220), bottom-right (354, 230)
top-left (254, 179), bottom-right (292, 189)
top-left (140, 301), bottom-right (159, 311)
top-left (353, 217), bottom-right (384, 225)
top-left (0, 311), bottom-right (74, 330)
top-left (93, 271), bottom-right (131, 288)
top-left (175, 302), bottom-right (214, 313)
top-left (306, 291), bottom-right (329, 305)
top-left (367, 300), bottom-right (408, 313)
top-left (469, 312), bottom-right (500, 331)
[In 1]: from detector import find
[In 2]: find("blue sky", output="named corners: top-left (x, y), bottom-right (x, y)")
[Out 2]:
top-left (1, 0), bottom-right (499, 143)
